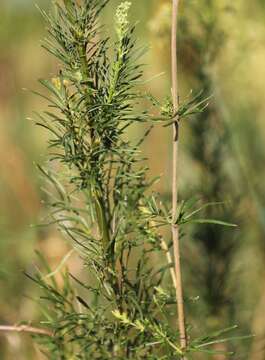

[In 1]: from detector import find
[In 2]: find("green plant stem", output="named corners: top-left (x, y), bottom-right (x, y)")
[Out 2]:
top-left (79, 41), bottom-right (111, 260)
top-left (171, 0), bottom-right (187, 354)
top-left (93, 190), bottom-right (111, 253)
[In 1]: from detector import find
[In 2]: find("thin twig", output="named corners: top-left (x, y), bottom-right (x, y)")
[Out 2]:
top-left (0, 325), bottom-right (53, 337)
top-left (171, 0), bottom-right (188, 354)
top-left (160, 238), bottom-right (177, 288)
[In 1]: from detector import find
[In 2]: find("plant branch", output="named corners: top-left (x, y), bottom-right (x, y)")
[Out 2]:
top-left (160, 238), bottom-right (177, 288)
top-left (0, 325), bottom-right (53, 337)
top-left (171, 0), bottom-right (188, 353)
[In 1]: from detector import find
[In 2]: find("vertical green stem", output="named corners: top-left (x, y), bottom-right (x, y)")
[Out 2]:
top-left (78, 42), bottom-right (112, 260)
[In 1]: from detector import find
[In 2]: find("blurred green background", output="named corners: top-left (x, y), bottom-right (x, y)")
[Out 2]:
top-left (0, 0), bottom-right (265, 359)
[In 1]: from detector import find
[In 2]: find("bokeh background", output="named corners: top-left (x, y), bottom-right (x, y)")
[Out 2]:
top-left (0, 0), bottom-right (265, 359)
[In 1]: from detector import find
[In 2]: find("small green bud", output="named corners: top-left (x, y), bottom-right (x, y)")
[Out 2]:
top-left (112, 310), bottom-right (130, 325)
top-left (161, 97), bottom-right (174, 117)
top-left (74, 71), bottom-right (83, 82)
top-left (135, 320), bottom-right (145, 333)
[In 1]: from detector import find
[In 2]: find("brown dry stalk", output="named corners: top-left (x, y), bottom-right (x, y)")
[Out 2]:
top-left (0, 325), bottom-right (53, 337)
top-left (171, 0), bottom-right (188, 354)
top-left (160, 238), bottom-right (177, 288)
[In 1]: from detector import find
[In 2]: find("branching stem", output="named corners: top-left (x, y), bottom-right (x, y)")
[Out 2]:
top-left (171, 0), bottom-right (188, 354)
top-left (0, 325), bottom-right (53, 337)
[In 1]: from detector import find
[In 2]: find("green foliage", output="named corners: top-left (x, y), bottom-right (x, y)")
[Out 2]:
top-left (26, 0), bottom-right (245, 358)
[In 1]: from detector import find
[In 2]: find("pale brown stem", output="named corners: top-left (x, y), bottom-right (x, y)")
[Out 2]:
top-left (161, 238), bottom-right (177, 288)
top-left (0, 325), bottom-right (53, 337)
top-left (171, 0), bottom-right (188, 354)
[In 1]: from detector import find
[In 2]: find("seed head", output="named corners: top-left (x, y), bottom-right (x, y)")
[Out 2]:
top-left (115, 2), bottom-right (132, 40)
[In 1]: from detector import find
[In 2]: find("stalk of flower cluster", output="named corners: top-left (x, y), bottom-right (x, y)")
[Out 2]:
top-left (171, 0), bottom-right (188, 354)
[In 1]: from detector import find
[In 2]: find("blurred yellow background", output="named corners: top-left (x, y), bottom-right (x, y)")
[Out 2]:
top-left (0, 0), bottom-right (265, 359)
